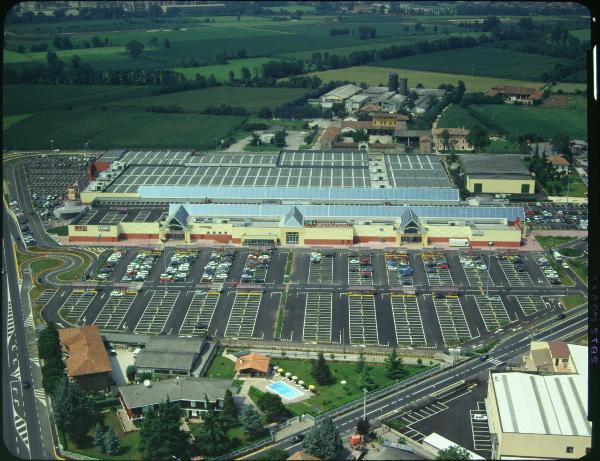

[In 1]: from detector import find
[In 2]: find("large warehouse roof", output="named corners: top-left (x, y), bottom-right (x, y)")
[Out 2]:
top-left (491, 344), bottom-right (590, 436)
top-left (170, 203), bottom-right (525, 220)
top-left (139, 186), bottom-right (460, 203)
top-left (459, 154), bottom-right (532, 179)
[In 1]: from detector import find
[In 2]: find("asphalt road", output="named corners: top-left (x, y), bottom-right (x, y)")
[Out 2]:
top-left (3, 208), bottom-right (54, 459)
top-left (246, 304), bottom-right (588, 459)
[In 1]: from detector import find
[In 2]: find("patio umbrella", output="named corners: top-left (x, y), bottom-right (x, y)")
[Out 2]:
top-left (291, 375), bottom-right (298, 382)
top-left (285, 372), bottom-right (292, 378)
top-left (340, 380), bottom-right (347, 385)
top-left (308, 384), bottom-right (316, 391)
top-left (277, 368), bottom-right (284, 374)
top-left (298, 380), bottom-right (305, 386)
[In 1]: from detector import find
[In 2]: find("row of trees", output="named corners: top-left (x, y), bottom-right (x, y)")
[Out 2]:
top-left (37, 322), bottom-right (66, 394)
top-left (200, 104), bottom-right (248, 116)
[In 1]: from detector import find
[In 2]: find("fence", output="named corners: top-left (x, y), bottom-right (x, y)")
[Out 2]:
top-left (211, 434), bottom-right (274, 461)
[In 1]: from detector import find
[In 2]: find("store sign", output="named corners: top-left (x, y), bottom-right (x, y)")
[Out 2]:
top-left (304, 221), bottom-right (352, 228)
top-left (74, 225), bottom-right (87, 231)
top-left (98, 225), bottom-right (111, 231)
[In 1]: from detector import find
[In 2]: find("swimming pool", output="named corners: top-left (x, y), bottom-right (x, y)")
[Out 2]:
top-left (266, 381), bottom-right (303, 400)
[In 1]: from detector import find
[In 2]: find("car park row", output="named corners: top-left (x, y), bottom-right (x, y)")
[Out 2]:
top-left (160, 251), bottom-right (197, 283)
top-left (201, 250), bottom-right (235, 283)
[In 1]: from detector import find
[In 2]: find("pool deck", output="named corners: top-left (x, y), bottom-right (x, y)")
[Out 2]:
top-left (246, 374), bottom-right (313, 404)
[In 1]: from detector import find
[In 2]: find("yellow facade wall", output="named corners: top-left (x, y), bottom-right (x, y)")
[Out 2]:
top-left (119, 222), bottom-right (160, 235)
top-left (353, 224), bottom-right (396, 238)
top-left (469, 228), bottom-right (521, 244)
top-left (68, 224), bottom-right (118, 238)
top-left (80, 191), bottom-right (138, 204)
top-left (499, 432), bottom-right (590, 459)
top-left (466, 177), bottom-right (535, 194)
top-left (424, 225), bottom-right (470, 239)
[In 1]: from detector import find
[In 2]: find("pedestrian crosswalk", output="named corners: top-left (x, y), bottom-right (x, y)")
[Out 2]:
top-left (14, 414), bottom-right (29, 445)
top-left (29, 356), bottom-right (40, 367)
top-left (83, 246), bottom-right (112, 256)
top-left (34, 388), bottom-right (47, 406)
top-left (24, 312), bottom-right (34, 328)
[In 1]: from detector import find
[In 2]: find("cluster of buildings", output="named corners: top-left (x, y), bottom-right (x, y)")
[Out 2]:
top-left (67, 149), bottom-right (526, 248)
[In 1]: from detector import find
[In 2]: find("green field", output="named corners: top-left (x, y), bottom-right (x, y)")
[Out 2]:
top-left (3, 109), bottom-right (246, 150)
top-left (561, 293), bottom-right (587, 309)
top-left (304, 65), bottom-right (547, 92)
top-left (107, 87), bottom-right (308, 113)
top-left (3, 85), bottom-right (158, 115)
top-left (205, 353), bottom-right (236, 379)
top-left (168, 57), bottom-right (272, 81)
top-left (535, 236), bottom-right (577, 249)
top-left (3, 114), bottom-right (30, 130)
top-left (471, 104), bottom-right (587, 140)
top-left (568, 257), bottom-right (588, 284)
top-left (437, 104), bottom-right (484, 131)
top-left (370, 46), bottom-right (572, 81)
top-left (569, 28), bottom-right (591, 42)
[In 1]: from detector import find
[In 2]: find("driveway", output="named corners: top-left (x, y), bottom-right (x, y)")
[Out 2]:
top-left (284, 131), bottom-right (308, 150)
top-left (225, 135), bottom-right (252, 152)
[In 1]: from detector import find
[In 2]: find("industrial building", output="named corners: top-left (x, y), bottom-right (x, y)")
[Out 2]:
top-left (486, 341), bottom-right (591, 459)
top-left (459, 154), bottom-right (535, 196)
top-left (69, 150), bottom-right (525, 248)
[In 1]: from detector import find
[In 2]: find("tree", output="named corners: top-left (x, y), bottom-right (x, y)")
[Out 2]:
top-left (240, 66), bottom-right (251, 82)
top-left (311, 352), bottom-right (334, 386)
top-left (38, 323), bottom-right (61, 361)
top-left (236, 48), bottom-right (247, 58)
top-left (385, 347), bottom-right (405, 379)
top-left (220, 389), bottom-right (238, 426)
top-left (356, 349), bottom-right (366, 373)
top-left (466, 126), bottom-right (490, 151)
top-left (274, 130), bottom-right (286, 148)
top-left (356, 417), bottom-right (370, 436)
top-left (125, 40), bottom-right (144, 58)
top-left (70, 54), bottom-right (81, 69)
top-left (228, 70), bottom-right (235, 81)
top-left (91, 36), bottom-right (103, 47)
top-left (551, 132), bottom-right (572, 163)
top-left (302, 416), bottom-right (341, 459)
top-left (106, 426), bottom-right (121, 455)
top-left (126, 365), bottom-right (136, 381)
top-left (163, 38), bottom-right (170, 49)
top-left (241, 404), bottom-right (264, 439)
top-left (441, 129), bottom-right (451, 152)
top-left (192, 397), bottom-right (231, 455)
top-left (53, 377), bottom-right (96, 446)
top-left (257, 392), bottom-right (291, 422)
top-left (258, 107), bottom-right (272, 119)
top-left (437, 445), bottom-right (471, 460)
top-left (358, 367), bottom-right (375, 391)
top-left (482, 16), bottom-right (501, 32)
top-left (139, 399), bottom-right (189, 460)
top-left (93, 423), bottom-right (106, 453)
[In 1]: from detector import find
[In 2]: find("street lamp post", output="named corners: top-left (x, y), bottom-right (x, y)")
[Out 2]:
top-left (50, 139), bottom-right (54, 151)
top-left (486, 241), bottom-right (493, 298)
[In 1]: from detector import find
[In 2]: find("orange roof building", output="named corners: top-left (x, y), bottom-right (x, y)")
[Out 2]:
top-left (234, 353), bottom-right (270, 376)
top-left (487, 85), bottom-right (543, 103)
top-left (58, 325), bottom-right (112, 392)
top-left (547, 155), bottom-right (569, 167)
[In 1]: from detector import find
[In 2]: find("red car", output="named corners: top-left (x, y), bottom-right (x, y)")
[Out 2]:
top-left (360, 258), bottom-right (371, 264)
top-left (361, 271), bottom-right (372, 278)
top-left (437, 264), bottom-right (449, 269)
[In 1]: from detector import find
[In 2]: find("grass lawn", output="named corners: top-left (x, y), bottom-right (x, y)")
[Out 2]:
top-left (29, 257), bottom-right (64, 276)
top-left (547, 258), bottom-right (575, 287)
top-left (3, 109), bottom-right (246, 150)
top-left (437, 104), bottom-right (484, 131)
top-left (47, 225), bottom-right (69, 236)
top-left (487, 139), bottom-right (520, 154)
top-left (371, 46), bottom-right (572, 81)
top-left (471, 104), bottom-right (587, 141)
top-left (535, 236), bottom-right (577, 250)
top-left (63, 412), bottom-right (142, 460)
top-left (303, 66), bottom-right (547, 93)
top-left (561, 293), bottom-right (587, 309)
top-left (107, 86), bottom-right (308, 114)
top-left (205, 354), bottom-right (236, 379)
top-left (243, 144), bottom-right (280, 152)
top-left (168, 57), bottom-right (272, 81)
top-left (56, 250), bottom-right (92, 282)
top-left (569, 28), bottom-right (591, 42)
top-left (3, 114), bottom-right (30, 130)
top-left (264, 358), bottom-right (430, 415)
top-left (559, 247), bottom-right (583, 257)
top-left (568, 257), bottom-right (588, 284)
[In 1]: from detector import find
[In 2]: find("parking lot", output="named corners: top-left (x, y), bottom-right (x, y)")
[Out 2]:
top-left (308, 254), bottom-right (334, 284)
top-left (497, 255), bottom-right (534, 287)
top-left (347, 253), bottom-right (378, 286)
top-left (178, 290), bottom-right (221, 336)
top-left (224, 292), bottom-right (262, 338)
top-left (134, 290), bottom-right (180, 334)
top-left (471, 295), bottom-right (510, 332)
top-left (59, 290), bottom-right (97, 324)
top-left (385, 251), bottom-right (415, 286)
top-left (514, 295), bottom-right (549, 316)
top-left (422, 252), bottom-right (453, 286)
top-left (24, 156), bottom-right (90, 221)
top-left (93, 291), bottom-right (137, 331)
top-left (522, 202), bottom-right (588, 231)
top-left (389, 294), bottom-right (426, 347)
top-left (433, 296), bottom-right (472, 344)
top-left (35, 289), bottom-right (58, 309)
top-left (348, 293), bottom-right (379, 345)
top-left (458, 254), bottom-right (494, 287)
top-left (302, 292), bottom-right (333, 342)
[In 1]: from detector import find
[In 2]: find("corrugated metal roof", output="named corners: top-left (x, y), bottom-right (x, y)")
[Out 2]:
top-left (140, 186), bottom-right (460, 202)
top-left (169, 203), bottom-right (525, 220)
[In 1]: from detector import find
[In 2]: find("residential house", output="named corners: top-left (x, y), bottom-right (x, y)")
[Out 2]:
top-left (234, 353), bottom-right (270, 378)
top-left (318, 126), bottom-right (341, 149)
top-left (523, 341), bottom-right (575, 374)
top-left (487, 85), bottom-right (544, 105)
top-left (58, 325), bottom-right (112, 393)
top-left (118, 376), bottom-right (233, 422)
top-left (372, 112), bottom-right (408, 131)
top-left (432, 126), bottom-right (473, 151)
top-left (547, 154), bottom-right (570, 173)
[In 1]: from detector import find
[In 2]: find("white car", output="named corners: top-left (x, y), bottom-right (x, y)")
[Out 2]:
top-left (215, 273), bottom-right (228, 280)
top-left (110, 290), bottom-right (124, 297)
top-left (349, 258), bottom-right (360, 264)
top-left (561, 262), bottom-right (570, 269)
top-left (97, 273), bottom-right (109, 280)
top-left (473, 414), bottom-right (488, 421)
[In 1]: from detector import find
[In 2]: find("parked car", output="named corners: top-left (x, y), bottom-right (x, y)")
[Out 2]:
top-left (473, 414), bottom-right (488, 421)
top-left (290, 434), bottom-right (305, 444)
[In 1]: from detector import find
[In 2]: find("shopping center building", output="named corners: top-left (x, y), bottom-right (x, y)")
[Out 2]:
top-left (69, 150), bottom-right (525, 247)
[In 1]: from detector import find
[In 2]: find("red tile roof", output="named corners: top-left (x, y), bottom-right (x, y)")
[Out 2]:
top-left (548, 341), bottom-right (570, 358)
top-left (547, 155), bottom-right (569, 166)
top-left (58, 325), bottom-right (112, 377)
top-left (433, 127), bottom-right (470, 136)
top-left (319, 126), bottom-right (340, 143)
top-left (234, 353), bottom-right (270, 373)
